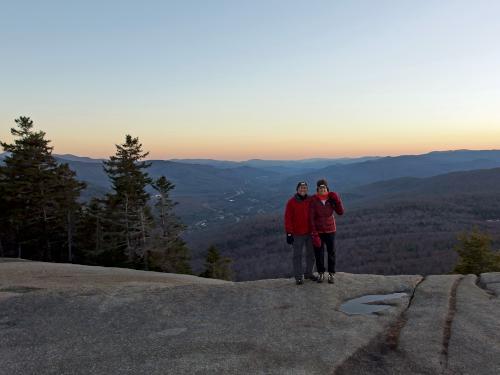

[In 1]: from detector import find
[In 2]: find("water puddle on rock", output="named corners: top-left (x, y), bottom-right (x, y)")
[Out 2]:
top-left (340, 292), bottom-right (408, 315)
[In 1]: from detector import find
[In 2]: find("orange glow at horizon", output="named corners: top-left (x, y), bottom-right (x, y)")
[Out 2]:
top-left (2, 115), bottom-right (499, 161)
top-left (48, 137), bottom-right (500, 161)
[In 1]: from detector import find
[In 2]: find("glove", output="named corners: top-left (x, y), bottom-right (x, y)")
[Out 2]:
top-left (286, 233), bottom-right (294, 245)
top-left (312, 233), bottom-right (321, 248)
top-left (328, 192), bottom-right (339, 206)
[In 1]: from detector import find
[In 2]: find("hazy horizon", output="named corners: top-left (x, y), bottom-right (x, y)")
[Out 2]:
top-left (2, 1), bottom-right (499, 159)
top-left (4, 146), bottom-right (500, 163)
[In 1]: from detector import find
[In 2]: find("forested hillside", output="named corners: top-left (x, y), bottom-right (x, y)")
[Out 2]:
top-left (187, 167), bottom-right (500, 280)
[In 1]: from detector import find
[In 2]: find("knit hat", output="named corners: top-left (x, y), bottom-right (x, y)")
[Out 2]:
top-left (316, 179), bottom-right (329, 191)
top-left (296, 181), bottom-right (308, 191)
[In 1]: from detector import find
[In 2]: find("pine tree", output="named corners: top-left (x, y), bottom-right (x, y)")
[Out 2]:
top-left (153, 176), bottom-right (178, 238)
top-left (148, 176), bottom-right (192, 274)
top-left (453, 228), bottom-right (500, 275)
top-left (0, 175), bottom-right (7, 257)
top-left (200, 245), bottom-right (232, 281)
top-left (103, 135), bottom-right (153, 267)
top-left (0, 117), bottom-right (85, 261)
top-left (53, 163), bottom-right (86, 262)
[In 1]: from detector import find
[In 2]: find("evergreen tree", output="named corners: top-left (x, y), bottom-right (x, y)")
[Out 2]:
top-left (0, 117), bottom-right (85, 261)
top-left (53, 163), bottom-right (86, 262)
top-left (103, 135), bottom-right (153, 268)
top-left (453, 228), bottom-right (500, 275)
top-left (74, 198), bottom-right (107, 264)
top-left (148, 176), bottom-right (192, 274)
top-left (200, 245), bottom-right (232, 280)
top-left (153, 176), bottom-right (178, 237)
top-left (0, 175), bottom-right (8, 257)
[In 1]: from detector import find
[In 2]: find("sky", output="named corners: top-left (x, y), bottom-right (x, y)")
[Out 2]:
top-left (1, 0), bottom-right (500, 160)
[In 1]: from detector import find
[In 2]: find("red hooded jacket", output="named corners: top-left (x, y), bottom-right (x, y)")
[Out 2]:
top-left (284, 194), bottom-right (311, 235)
top-left (309, 192), bottom-right (344, 234)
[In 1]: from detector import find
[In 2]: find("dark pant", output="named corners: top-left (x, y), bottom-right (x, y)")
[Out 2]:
top-left (292, 235), bottom-right (315, 280)
top-left (313, 232), bottom-right (336, 273)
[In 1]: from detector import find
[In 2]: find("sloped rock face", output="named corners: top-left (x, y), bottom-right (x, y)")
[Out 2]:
top-left (0, 260), bottom-right (499, 374)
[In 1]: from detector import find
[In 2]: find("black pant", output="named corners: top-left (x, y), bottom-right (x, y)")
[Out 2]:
top-left (313, 232), bottom-right (336, 273)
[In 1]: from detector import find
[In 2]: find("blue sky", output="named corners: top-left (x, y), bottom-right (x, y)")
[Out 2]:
top-left (1, 1), bottom-right (499, 160)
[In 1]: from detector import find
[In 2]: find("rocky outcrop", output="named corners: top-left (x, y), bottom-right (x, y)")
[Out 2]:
top-left (0, 259), bottom-right (499, 374)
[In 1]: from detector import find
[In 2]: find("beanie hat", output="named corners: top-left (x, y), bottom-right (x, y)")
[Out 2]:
top-left (316, 179), bottom-right (329, 191)
top-left (296, 181), bottom-right (308, 191)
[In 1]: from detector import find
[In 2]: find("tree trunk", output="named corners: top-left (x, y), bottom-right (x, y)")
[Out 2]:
top-left (124, 194), bottom-right (131, 255)
top-left (140, 209), bottom-right (148, 271)
top-left (160, 196), bottom-right (166, 237)
top-left (42, 205), bottom-right (51, 261)
top-left (67, 210), bottom-right (73, 263)
top-left (95, 217), bottom-right (101, 253)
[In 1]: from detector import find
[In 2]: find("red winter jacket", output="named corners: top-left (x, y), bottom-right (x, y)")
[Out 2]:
top-left (284, 194), bottom-right (311, 235)
top-left (309, 192), bottom-right (344, 234)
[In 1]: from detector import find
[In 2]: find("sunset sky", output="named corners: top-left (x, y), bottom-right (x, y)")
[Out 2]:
top-left (1, 1), bottom-right (500, 160)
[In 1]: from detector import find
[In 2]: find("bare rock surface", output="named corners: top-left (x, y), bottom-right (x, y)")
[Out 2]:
top-left (0, 259), bottom-right (499, 374)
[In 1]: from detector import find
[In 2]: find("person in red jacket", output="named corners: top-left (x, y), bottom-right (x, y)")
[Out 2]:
top-left (309, 179), bottom-right (344, 284)
top-left (284, 181), bottom-right (318, 285)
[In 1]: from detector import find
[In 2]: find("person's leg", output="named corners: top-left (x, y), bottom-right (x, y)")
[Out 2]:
top-left (326, 232), bottom-right (336, 273)
top-left (292, 235), bottom-right (306, 281)
top-left (305, 235), bottom-right (315, 275)
top-left (321, 232), bottom-right (336, 283)
top-left (313, 240), bottom-right (325, 275)
top-left (304, 235), bottom-right (316, 279)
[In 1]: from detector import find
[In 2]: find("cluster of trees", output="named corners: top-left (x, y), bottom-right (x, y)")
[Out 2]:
top-left (0, 117), bottom-right (191, 274)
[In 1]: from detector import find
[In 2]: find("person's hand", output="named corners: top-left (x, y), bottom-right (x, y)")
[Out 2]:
top-left (328, 192), bottom-right (339, 205)
top-left (312, 232), bottom-right (321, 248)
top-left (286, 233), bottom-right (294, 245)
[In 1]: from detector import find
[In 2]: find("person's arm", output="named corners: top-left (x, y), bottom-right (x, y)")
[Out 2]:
top-left (284, 199), bottom-right (294, 234)
top-left (328, 192), bottom-right (345, 215)
top-left (309, 199), bottom-right (318, 234)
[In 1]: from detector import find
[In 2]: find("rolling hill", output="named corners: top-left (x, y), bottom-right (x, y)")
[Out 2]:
top-left (285, 149), bottom-right (500, 191)
top-left (186, 167), bottom-right (500, 280)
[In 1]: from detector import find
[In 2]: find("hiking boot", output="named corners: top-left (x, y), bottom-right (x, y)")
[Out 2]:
top-left (317, 273), bottom-right (324, 283)
top-left (328, 273), bottom-right (335, 284)
top-left (305, 274), bottom-right (318, 282)
top-left (296, 277), bottom-right (304, 285)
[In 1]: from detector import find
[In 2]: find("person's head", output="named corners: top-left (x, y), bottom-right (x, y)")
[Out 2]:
top-left (296, 181), bottom-right (308, 196)
top-left (316, 179), bottom-right (329, 195)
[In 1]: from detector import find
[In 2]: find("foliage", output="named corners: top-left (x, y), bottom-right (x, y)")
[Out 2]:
top-left (102, 135), bottom-right (154, 268)
top-left (452, 228), bottom-right (500, 275)
top-left (200, 245), bottom-right (232, 280)
top-left (0, 117), bottom-right (85, 261)
top-left (148, 176), bottom-right (192, 274)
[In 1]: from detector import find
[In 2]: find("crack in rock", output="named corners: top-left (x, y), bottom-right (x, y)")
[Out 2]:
top-left (440, 275), bottom-right (463, 373)
top-left (333, 275), bottom-right (469, 375)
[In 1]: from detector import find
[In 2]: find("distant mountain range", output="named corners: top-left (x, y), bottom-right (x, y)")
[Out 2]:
top-left (3, 149), bottom-right (500, 226)
top-left (286, 149), bottom-right (500, 191)
top-left (170, 156), bottom-right (382, 174)
top-left (22, 149), bottom-right (500, 193)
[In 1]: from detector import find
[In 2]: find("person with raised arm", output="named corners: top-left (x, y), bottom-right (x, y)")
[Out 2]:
top-left (309, 179), bottom-right (344, 284)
